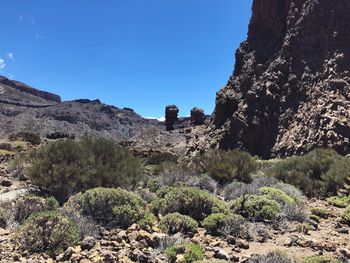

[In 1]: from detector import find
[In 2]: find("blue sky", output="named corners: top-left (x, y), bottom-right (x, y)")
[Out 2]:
top-left (0, 0), bottom-right (253, 118)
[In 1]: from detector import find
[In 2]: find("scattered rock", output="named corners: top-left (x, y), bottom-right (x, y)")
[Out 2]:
top-left (80, 236), bottom-right (96, 251)
top-left (0, 180), bottom-right (12, 187)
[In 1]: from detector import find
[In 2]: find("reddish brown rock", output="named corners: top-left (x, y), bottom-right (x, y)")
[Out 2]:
top-left (207, 0), bottom-right (350, 158)
top-left (165, 105), bottom-right (179, 131)
top-left (190, 107), bottom-right (205, 126)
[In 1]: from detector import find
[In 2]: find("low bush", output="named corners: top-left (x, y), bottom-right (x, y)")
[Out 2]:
top-left (16, 211), bottom-right (79, 256)
top-left (245, 250), bottom-right (292, 263)
top-left (166, 242), bottom-right (204, 263)
top-left (232, 195), bottom-right (282, 222)
top-left (152, 187), bottom-right (228, 221)
top-left (310, 208), bottom-right (331, 219)
top-left (9, 131), bottom-right (41, 145)
top-left (160, 213), bottom-right (198, 234)
top-left (259, 187), bottom-right (295, 205)
top-left (267, 149), bottom-right (342, 197)
top-left (341, 205), bottom-right (350, 225)
top-left (302, 255), bottom-right (341, 263)
top-left (64, 187), bottom-right (148, 228)
top-left (13, 196), bottom-right (59, 223)
top-left (200, 149), bottom-right (257, 184)
top-left (147, 152), bottom-right (178, 165)
top-left (202, 213), bottom-right (228, 235)
top-left (322, 158), bottom-right (350, 195)
top-left (27, 138), bottom-right (143, 202)
top-left (327, 195), bottom-right (350, 208)
top-left (296, 223), bottom-right (313, 234)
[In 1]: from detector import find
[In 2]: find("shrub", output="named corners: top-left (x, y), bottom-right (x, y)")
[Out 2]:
top-left (166, 243), bottom-right (204, 263)
top-left (310, 208), bottom-right (331, 219)
top-left (27, 138), bottom-right (143, 202)
top-left (259, 187), bottom-right (295, 205)
top-left (152, 187), bottom-right (228, 221)
top-left (327, 195), bottom-right (350, 208)
top-left (147, 152), bottom-right (178, 165)
top-left (282, 203), bottom-right (308, 222)
top-left (232, 195), bottom-right (282, 222)
top-left (202, 213), bottom-right (228, 235)
top-left (271, 182), bottom-right (306, 203)
top-left (296, 223), bottom-right (313, 234)
top-left (16, 211), bottom-right (79, 256)
top-left (200, 149), bottom-right (257, 184)
top-left (9, 131), bottom-right (41, 145)
top-left (246, 250), bottom-right (292, 263)
top-left (302, 255), bottom-right (341, 263)
top-left (341, 205), bottom-right (350, 225)
top-left (322, 158), bottom-right (350, 195)
top-left (13, 196), bottom-right (59, 223)
top-left (64, 187), bottom-right (147, 228)
top-left (160, 213), bottom-right (198, 234)
top-left (267, 149), bottom-right (341, 197)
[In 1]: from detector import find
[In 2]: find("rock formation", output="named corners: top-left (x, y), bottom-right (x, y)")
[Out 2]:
top-left (190, 107), bottom-right (205, 126)
top-left (207, 0), bottom-right (350, 158)
top-left (165, 105), bottom-right (179, 131)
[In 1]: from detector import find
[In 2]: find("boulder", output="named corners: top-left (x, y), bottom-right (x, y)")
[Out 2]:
top-left (165, 105), bottom-right (179, 131)
top-left (190, 107), bottom-right (205, 125)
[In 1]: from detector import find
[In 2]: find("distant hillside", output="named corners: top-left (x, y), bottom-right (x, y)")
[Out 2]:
top-left (0, 75), bottom-right (186, 155)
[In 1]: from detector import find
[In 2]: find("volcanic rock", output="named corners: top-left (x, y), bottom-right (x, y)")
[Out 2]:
top-left (165, 105), bottom-right (179, 131)
top-left (206, 0), bottom-right (350, 158)
top-left (190, 107), bottom-right (205, 125)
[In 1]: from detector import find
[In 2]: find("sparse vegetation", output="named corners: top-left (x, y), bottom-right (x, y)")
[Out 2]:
top-left (232, 195), bottom-right (282, 221)
top-left (64, 187), bottom-right (148, 228)
top-left (9, 131), bottom-right (41, 145)
top-left (200, 149), bottom-right (257, 184)
top-left (27, 138), bottom-right (143, 202)
top-left (160, 213), bottom-right (198, 234)
top-left (302, 255), bottom-right (341, 263)
top-left (16, 211), bottom-right (79, 256)
top-left (310, 207), bottom-right (331, 219)
top-left (267, 149), bottom-right (342, 197)
top-left (245, 250), bottom-right (292, 263)
top-left (166, 242), bottom-right (204, 263)
top-left (13, 195), bottom-right (59, 223)
top-left (327, 195), bottom-right (350, 208)
top-left (340, 205), bottom-right (350, 225)
top-left (152, 186), bottom-right (228, 221)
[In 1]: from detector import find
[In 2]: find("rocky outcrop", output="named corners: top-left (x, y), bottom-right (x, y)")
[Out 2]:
top-left (207, 0), bottom-right (350, 158)
top-left (191, 107), bottom-right (205, 126)
top-left (165, 105), bottom-right (179, 131)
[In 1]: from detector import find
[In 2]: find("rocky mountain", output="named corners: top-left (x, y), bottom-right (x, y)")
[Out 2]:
top-left (0, 76), bottom-right (186, 155)
top-left (202, 0), bottom-right (350, 158)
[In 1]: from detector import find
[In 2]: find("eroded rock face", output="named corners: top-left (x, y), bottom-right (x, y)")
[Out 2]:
top-left (191, 107), bottom-right (205, 126)
top-left (209, 0), bottom-right (350, 158)
top-left (165, 105), bottom-right (179, 131)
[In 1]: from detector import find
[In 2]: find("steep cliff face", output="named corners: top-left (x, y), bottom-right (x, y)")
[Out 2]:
top-left (211, 0), bottom-right (350, 158)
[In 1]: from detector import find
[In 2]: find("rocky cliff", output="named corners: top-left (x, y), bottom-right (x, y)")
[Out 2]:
top-left (208, 0), bottom-right (350, 158)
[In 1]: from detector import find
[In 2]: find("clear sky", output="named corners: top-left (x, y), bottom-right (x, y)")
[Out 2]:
top-left (0, 0), bottom-right (253, 118)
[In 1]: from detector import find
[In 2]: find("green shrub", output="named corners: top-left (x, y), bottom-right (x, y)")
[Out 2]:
top-left (259, 187), bottom-right (295, 205)
top-left (232, 195), bottom-right (281, 221)
top-left (200, 149), bottom-right (257, 184)
top-left (310, 208), bottom-right (331, 219)
top-left (27, 138), bottom-right (143, 202)
top-left (16, 211), bottom-right (79, 256)
top-left (9, 131), bottom-right (41, 145)
top-left (13, 196), bottom-right (59, 223)
top-left (137, 212), bottom-right (157, 229)
top-left (160, 213), bottom-right (198, 234)
top-left (166, 243), bottom-right (204, 263)
top-left (147, 152), bottom-right (178, 165)
top-left (202, 213), bottom-right (228, 235)
top-left (327, 195), bottom-right (350, 208)
top-left (341, 205), bottom-right (350, 225)
top-left (302, 255), bottom-right (341, 263)
top-left (246, 250), bottom-right (292, 263)
top-left (64, 187), bottom-right (147, 228)
top-left (322, 158), bottom-right (350, 195)
top-left (152, 187), bottom-right (228, 221)
top-left (268, 149), bottom-right (341, 197)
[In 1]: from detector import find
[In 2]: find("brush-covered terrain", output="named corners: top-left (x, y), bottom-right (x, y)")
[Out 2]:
top-left (0, 135), bottom-right (349, 262)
